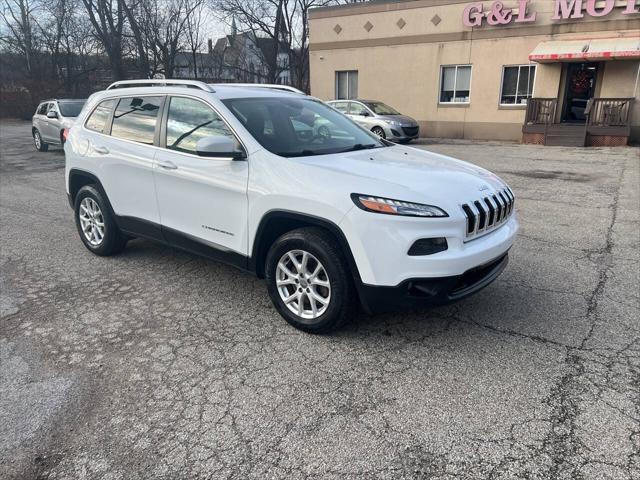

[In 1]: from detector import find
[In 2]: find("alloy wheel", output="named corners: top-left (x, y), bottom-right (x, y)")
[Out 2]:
top-left (78, 197), bottom-right (105, 246)
top-left (34, 132), bottom-right (41, 149)
top-left (276, 249), bottom-right (331, 321)
top-left (372, 126), bottom-right (385, 138)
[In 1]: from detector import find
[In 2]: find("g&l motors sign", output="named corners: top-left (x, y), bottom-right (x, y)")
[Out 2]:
top-left (463, 0), bottom-right (639, 26)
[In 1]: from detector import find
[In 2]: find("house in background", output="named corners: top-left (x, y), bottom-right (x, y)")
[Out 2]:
top-left (174, 24), bottom-right (292, 85)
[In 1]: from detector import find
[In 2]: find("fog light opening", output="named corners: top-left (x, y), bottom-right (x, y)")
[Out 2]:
top-left (407, 237), bottom-right (448, 256)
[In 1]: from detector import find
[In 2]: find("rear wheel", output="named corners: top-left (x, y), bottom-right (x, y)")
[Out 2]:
top-left (265, 227), bottom-right (355, 333)
top-left (74, 185), bottom-right (127, 256)
top-left (33, 129), bottom-right (48, 152)
top-left (371, 126), bottom-right (386, 139)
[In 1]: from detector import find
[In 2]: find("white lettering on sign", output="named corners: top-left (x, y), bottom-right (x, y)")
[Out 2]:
top-left (463, 0), bottom-right (639, 27)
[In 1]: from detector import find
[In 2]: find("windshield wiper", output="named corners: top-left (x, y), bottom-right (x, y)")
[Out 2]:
top-left (339, 143), bottom-right (378, 153)
top-left (276, 149), bottom-right (317, 157)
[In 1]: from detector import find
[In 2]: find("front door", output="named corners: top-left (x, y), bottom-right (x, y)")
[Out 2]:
top-left (153, 95), bottom-right (249, 258)
top-left (561, 62), bottom-right (599, 123)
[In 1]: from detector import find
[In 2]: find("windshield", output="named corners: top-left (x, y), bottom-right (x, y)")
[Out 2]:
top-left (58, 100), bottom-right (86, 117)
top-left (362, 102), bottom-right (401, 116)
top-left (222, 97), bottom-right (386, 157)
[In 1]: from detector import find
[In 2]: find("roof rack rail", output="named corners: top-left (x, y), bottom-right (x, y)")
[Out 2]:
top-left (106, 79), bottom-right (215, 92)
top-left (211, 83), bottom-right (305, 95)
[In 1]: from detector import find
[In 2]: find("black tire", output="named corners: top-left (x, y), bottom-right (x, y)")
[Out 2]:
top-left (265, 227), bottom-right (355, 333)
top-left (371, 126), bottom-right (386, 139)
top-left (74, 185), bottom-right (127, 256)
top-left (33, 129), bottom-right (48, 152)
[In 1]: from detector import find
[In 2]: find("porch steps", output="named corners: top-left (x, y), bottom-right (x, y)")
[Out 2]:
top-left (544, 125), bottom-right (586, 147)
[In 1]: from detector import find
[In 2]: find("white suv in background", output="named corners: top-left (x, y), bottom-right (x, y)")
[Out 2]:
top-left (32, 98), bottom-right (86, 151)
top-left (65, 80), bottom-right (518, 333)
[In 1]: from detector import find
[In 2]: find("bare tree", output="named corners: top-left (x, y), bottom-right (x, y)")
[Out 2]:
top-left (211, 0), bottom-right (292, 83)
top-left (183, 0), bottom-right (207, 79)
top-left (0, 0), bottom-right (40, 75)
top-left (290, 0), bottom-right (340, 92)
top-left (80, 0), bottom-right (126, 80)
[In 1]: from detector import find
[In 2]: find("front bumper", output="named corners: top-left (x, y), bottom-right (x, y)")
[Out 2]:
top-left (358, 252), bottom-right (509, 313)
top-left (386, 124), bottom-right (420, 142)
top-left (340, 206), bottom-right (518, 287)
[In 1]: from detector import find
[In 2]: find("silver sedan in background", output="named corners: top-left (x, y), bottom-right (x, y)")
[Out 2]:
top-left (327, 99), bottom-right (420, 143)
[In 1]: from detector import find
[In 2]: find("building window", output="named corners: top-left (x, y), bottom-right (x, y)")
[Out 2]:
top-left (335, 70), bottom-right (358, 99)
top-left (439, 65), bottom-right (471, 103)
top-left (500, 65), bottom-right (536, 105)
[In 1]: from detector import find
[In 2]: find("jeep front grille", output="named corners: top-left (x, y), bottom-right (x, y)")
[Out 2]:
top-left (461, 188), bottom-right (514, 240)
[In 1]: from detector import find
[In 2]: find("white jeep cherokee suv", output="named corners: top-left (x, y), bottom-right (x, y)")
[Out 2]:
top-left (65, 80), bottom-right (518, 333)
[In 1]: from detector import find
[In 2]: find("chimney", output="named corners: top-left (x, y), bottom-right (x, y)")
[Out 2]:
top-left (208, 38), bottom-right (213, 54)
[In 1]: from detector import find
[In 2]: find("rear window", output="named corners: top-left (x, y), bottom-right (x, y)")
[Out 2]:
top-left (111, 96), bottom-right (163, 145)
top-left (58, 101), bottom-right (85, 117)
top-left (85, 99), bottom-right (116, 133)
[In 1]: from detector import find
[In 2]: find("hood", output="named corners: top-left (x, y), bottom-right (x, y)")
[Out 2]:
top-left (377, 114), bottom-right (417, 126)
top-left (297, 145), bottom-right (507, 207)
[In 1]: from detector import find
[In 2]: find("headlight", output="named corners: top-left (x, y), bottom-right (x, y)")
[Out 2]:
top-left (351, 194), bottom-right (448, 217)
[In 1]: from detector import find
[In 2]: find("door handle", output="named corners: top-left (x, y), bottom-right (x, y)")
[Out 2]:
top-left (157, 160), bottom-right (178, 170)
top-left (93, 145), bottom-right (109, 155)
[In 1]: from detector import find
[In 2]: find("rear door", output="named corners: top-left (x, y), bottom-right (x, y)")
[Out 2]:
top-left (33, 103), bottom-right (49, 138)
top-left (153, 95), bottom-right (249, 258)
top-left (348, 101), bottom-right (374, 129)
top-left (43, 103), bottom-right (60, 142)
top-left (83, 95), bottom-right (164, 229)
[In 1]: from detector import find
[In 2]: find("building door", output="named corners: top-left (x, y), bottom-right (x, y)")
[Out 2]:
top-left (561, 62), bottom-right (599, 123)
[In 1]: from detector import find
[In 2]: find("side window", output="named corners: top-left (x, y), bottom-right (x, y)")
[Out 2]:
top-left (332, 102), bottom-right (349, 113)
top-left (111, 96), bottom-right (163, 145)
top-left (165, 96), bottom-right (236, 155)
top-left (85, 99), bottom-right (116, 133)
top-left (349, 102), bottom-right (368, 116)
top-left (37, 103), bottom-right (49, 115)
top-left (47, 103), bottom-right (57, 113)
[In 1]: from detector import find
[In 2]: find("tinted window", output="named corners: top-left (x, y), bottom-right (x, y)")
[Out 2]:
top-left (223, 97), bottom-right (385, 158)
top-left (166, 97), bottom-right (236, 155)
top-left (58, 100), bottom-right (86, 117)
top-left (111, 96), bottom-right (163, 145)
top-left (85, 99), bottom-right (116, 133)
top-left (37, 103), bottom-right (48, 115)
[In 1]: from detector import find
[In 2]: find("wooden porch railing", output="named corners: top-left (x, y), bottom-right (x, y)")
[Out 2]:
top-left (525, 98), bottom-right (558, 125)
top-left (585, 98), bottom-right (635, 127)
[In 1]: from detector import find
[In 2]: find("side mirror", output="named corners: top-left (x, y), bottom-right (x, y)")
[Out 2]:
top-left (196, 136), bottom-right (246, 160)
top-left (47, 110), bottom-right (58, 119)
top-left (361, 111), bottom-right (370, 117)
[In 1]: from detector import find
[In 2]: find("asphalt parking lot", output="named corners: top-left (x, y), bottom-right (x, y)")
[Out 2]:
top-left (1, 119), bottom-right (638, 480)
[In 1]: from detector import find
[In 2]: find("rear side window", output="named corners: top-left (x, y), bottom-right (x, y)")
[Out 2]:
top-left (331, 102), bottom-right (349, 113)
top-left (111, 96), bottom-right (163, 145)
top-left (85, 99), bottom-right (116, 133)
top-left (165, 97), bottom-right (235, 155)
top-left (37, 103), bottom-right (48, 115)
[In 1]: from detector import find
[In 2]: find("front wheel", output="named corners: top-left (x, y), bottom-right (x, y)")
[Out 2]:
top-left (265, 227), bottom-right (355, 333)
top-left (74, 185), bottom-right (127, 256)
top-left (371, 126), bottom-right (386, 139)
top-left (33, 129), bottom-right (48, 152)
